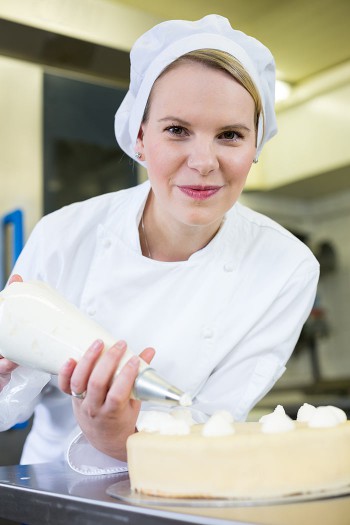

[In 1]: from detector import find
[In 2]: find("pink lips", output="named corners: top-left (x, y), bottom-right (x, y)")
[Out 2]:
top-left (177, 185), bottom-right (222, 200)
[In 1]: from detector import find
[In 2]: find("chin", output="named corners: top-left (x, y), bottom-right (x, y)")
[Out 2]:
top-left (180, 211), bottom-right (224, 228)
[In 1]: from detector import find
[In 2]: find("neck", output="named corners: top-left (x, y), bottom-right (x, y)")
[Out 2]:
top-left (139, 194), bottom-right (223, 262)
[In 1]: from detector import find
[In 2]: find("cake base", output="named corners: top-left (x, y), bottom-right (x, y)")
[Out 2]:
top-left (126, 422), bottom-right (350, 499)
top-left (107, 479), bottom-right (350, 507)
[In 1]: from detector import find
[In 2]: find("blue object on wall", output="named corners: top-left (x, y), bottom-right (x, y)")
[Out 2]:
top-left (0, 209), bottom-right (24, 289)
top-left (1, 209), bottom-right (27, 430)
top-left (0, 219), bottom-right (4, 289)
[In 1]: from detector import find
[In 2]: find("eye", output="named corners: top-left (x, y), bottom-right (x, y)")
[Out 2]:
top-left (165, 125), bottom-right (188, 137)
top-left (218, 130), bottom-right (243, 141)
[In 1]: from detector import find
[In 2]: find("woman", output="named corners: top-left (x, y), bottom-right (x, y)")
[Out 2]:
top-left (0, 15), bottom-right (319, 474)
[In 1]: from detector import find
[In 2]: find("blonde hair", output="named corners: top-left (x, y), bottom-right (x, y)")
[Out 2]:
top-left (142, 48), bottom-right (263, 135)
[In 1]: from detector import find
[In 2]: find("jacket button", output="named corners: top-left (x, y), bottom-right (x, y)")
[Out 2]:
top-left (87, 308), bottom-right (96, 317)
top-left (203, 328), bottom-right (214, 339)
top-left (102, 238), bottom-right (112, 249)
top-left (224, 263), bottom-right (235, 272)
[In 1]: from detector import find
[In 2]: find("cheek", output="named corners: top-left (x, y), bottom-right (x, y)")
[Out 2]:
top-left (240, 156), bottom-right (254, 176)
top-left (146, 150), bottom-right (167, 179)
top-left (145, 142), bottom-right (184, 178)
top-left (224, 151), bottom-right (254, 181)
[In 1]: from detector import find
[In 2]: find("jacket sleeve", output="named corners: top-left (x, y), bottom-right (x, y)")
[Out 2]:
top-left (66, 429), bottom-right (129, 475)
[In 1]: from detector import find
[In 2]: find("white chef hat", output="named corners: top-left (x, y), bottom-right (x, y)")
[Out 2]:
top-left (114, 14), bottom-right (277, 163)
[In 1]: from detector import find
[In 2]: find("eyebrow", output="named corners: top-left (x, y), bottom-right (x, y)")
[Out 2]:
top-left (158, 116), bottom-right (191, 126)
top-left (219, 124), bottom-right (252, 133)
top-left (158, 116), bottom-right (252, 132)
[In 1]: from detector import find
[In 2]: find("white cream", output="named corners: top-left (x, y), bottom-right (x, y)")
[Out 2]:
top-left (327, 405), bottom-right (347, 423)
top-left (296, 403), bottom-right (347, 427)
top-left (202, 410), bottom-right (235, 437)
top-left (179, 393), bottom-right (193, 407)
top-left (171, 408), bottom-right (196, 426)
top-left (137, 411), bottom-right (172, 432)
top-left (308, 405), bottom-right (347, 428)
top-left (259, 405), bottom-right (295, 433)
top-left (296, 402), bottom-right (317, 422)
top-left (137, 411), bottom-right (190, 435)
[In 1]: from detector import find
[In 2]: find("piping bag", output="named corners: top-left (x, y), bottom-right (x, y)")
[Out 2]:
top-left (0, 281), bottom-right (192, 406)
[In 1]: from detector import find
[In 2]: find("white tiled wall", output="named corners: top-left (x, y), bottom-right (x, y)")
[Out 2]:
top-left (241, 186), bottom-right (350, 385)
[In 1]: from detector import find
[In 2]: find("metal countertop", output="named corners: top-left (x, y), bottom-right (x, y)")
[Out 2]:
top-left (0, 462), bottom-right (349, 525)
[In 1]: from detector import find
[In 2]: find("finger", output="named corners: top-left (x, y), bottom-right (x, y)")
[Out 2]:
top-left (139, 347), bottom-right (155, 365)
top-left (0, 358), bottom-right (18, 373)
top-left (9, 274), bottom-right (23, 285)
top-left (105, 354), bottom-right (140, 410)
top-left (85, 340), bottom-right (129, 409)
top-left (58, 358), bottom-right (77, 394)
top-left (70, 339), bottom-right (104, 397)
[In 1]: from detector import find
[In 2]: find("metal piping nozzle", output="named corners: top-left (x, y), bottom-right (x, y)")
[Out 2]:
top-left (133, 368), bottom-right (192, 406)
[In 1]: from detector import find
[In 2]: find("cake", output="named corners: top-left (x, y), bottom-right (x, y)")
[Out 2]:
top-left (126, 405), bottom-right (350, 499)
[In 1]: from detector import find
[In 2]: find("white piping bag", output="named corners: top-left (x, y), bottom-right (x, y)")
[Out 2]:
top-left (0, 281), bottom-right (191, 406)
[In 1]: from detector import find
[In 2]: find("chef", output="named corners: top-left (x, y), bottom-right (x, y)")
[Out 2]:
top-left (0, 14), bottom-right (319, 474)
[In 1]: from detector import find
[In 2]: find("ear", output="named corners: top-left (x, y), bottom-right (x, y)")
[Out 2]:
top-left (252, 145), bottom-right (258, 164)
top-left (135, 125), bottom-right (145, 158)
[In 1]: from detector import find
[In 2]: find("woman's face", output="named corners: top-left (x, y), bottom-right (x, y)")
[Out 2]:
top-left (136, 61), bottom-right (257, 230)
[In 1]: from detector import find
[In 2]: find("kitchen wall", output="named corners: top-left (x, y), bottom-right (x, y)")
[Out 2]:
top-left (0, 0), bottom-right (159, 53)
top-left (0, 56), bottom-right (43, 234)
top-left (247, 72), bottom-right (350, 192)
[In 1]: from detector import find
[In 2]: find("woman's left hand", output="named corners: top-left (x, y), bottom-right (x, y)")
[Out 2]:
top-left (58, 339), bottom-right (155, 462)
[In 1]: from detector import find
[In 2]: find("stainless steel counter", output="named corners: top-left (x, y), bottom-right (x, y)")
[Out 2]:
top-left (0, 462), bottom-right (349, 525)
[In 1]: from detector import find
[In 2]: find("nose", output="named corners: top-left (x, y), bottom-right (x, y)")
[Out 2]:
top-left (187, 140), bottom-right (219, 175)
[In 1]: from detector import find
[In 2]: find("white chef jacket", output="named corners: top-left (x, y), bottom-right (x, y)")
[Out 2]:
top-left (0, 181), bottom-right (319, 474)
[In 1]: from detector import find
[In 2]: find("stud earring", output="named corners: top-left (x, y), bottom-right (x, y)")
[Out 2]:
top-left (135, 152), bottom-right (142, 160)
top-left (253, 158), bottom-right (258, 164)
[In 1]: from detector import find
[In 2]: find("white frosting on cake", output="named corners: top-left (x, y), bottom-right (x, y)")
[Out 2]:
top-left (297, 403), bottom-right (347, 427)
top-left (296, 402), bottom-right (317, 422)
top-left (259, 405), bottom-right (295, 433)
top-left (308, 405), bottom-right (347, 428)
top-left (137, 410), bottom-right (190, 435)
top-left (138, 404), bottom-right (347, 438)
top-left (202, 410), bottom-right (235, 437)
top-left (171, 408), bottom-right (196, 426)
top-left (326, 405), bottom-right (347, 423)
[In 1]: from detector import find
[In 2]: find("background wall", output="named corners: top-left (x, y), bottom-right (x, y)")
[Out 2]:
top-left (0, 56), bottom-right (43, 234)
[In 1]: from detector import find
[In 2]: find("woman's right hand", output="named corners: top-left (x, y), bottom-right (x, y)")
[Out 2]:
top-left (58, 339), bottom-right (155, 462)
top-left (0, 274), bottom-right (23, 380)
